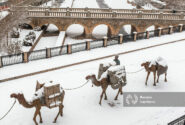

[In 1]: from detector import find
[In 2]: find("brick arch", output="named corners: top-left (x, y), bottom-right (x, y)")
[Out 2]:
top-left (115, 23), bottom-right (139, 35)
top-left (64, 23), bottom-right (90, 34)
top-left (38, 22), bottom-right (60, 31)
top-left (90, 23), bottom-right (116, 36)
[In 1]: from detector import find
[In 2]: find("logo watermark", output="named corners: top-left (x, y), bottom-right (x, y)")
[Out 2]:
top-left (123, 92), bottom-right (185, 107)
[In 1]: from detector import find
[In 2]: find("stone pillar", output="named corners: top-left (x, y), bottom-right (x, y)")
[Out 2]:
top-left (169, 26), bottom-right (173, 34)
top-left (146, 31), bottom-right (150, 39)
top-left (23, 52), bottom-right (28, 63)
top-left (180, 12), bottom-right (184, 20)
top-left (103, 36), bottom-right (108, 47)
top-left (158, 28), bottom-right (162, 37)
top-left (112, 11), bottom-right (116, 18)
top-left (85, 7), bottom-right (88, 11)
top-left (179, 24), bottom-right (183, 32)
top-left (0, 56), bottom-right (2, 68)
top-left (86, 41), bottom-right (90, 50)
top-left (66, 10), bottom-right (70, 16)
top-left (67, 44), bottom-right (72, 54)
top-left (138, 11), bottom-right (142, 18)
top-left (45, 9), bottom-right (49, 16)
top-left (119, 34), bottom-right (123, 44)
top-left (46, 48), bottom-right (51, 58)
top-left (86, 10), bottom-right (91, 17)
top-left (159, 12), bottom-right (163, 19)
top-left (133, 32), bottom-right (137, 41)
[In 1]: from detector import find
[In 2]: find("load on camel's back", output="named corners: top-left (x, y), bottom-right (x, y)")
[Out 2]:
top-left (141, 57), bottom-right (168, 86)
top-left (86, 62), bottom-right (127, 105)
top-left (11, 80), bottom-right (65, 125)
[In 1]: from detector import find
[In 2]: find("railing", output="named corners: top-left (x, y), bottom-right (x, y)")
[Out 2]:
top-left (11, 6), bottom-right (185, 14)
top-left (168, 114), bottom-right (185, 125)
top-left (24, 10), bottom-right (185, 21)
top-left (0, 24), bottom-right (184, 68)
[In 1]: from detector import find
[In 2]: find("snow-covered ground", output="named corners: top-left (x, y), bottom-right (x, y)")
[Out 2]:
top-left (0, 10), bottom-right (8, 20)
top-left (105, 0), bottom-right (135, 9)
top-left (11, 29), bottom-right (42, 52)
top-left (34, 36), bottom-right (58, 50)
top-left (72, 0), bottom-right (99, 8)
top-left (56, 31), bottom-right (66, 46)
top-left (1, 31), bottom-right (185, 125)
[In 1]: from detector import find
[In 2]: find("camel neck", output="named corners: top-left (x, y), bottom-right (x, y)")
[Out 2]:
top-left (91, 76), bottom-right (101, 87)
top-left (17, 95), bottom-right (34, 108)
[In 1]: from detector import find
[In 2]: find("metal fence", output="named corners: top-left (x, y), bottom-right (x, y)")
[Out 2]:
top-left (168, 115), bottom-right (185, 125)
top-left (0, 25), bottom-right (184, 68)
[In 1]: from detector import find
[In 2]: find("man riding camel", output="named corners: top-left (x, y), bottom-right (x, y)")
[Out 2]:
top-left (114, 55), bottom-right (120, 65)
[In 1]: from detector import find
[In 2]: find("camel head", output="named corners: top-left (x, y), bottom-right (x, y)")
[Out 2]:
top-left (86, 74), bottom-right (96, 80)
top-left (10, 93), bottom-right (24, 104)
top-left (141, 62), bottom-right (150, 70)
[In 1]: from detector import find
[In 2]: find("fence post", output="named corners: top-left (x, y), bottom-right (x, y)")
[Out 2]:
top-left (66, 10), bottom-right (70, 16)
top-left (46, 48), bottom-right (51, 58)
top-left (67, 44), bottom-right (72, 54)
top-left (133, 32), bottom-right (137, 41)
top-left (169, 26), bottom-right (173, 34)
top-left (179, 24), bottom-right (183, 32)
top-left (119, 34), bottom-right (123, 44)
top-left (0, 56), bottom-right (2, 68)
top-left (86, 41), bottom-right (90, 50)
top-left (158, 28), bottom-right (162, 37)
top-left (103, 36), bottom-right (108, 47)
top-left (146, 31), bottom-right (150, 39)
top-left (23, 52), bottom-right (28, 63)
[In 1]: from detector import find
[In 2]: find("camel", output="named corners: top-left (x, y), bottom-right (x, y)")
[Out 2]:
top-left (141, 61), bottom-right (168, 86)
top-left (86, 74), bottom-right (123, 105)
top-left (10, 83), bottom-right (65, 125)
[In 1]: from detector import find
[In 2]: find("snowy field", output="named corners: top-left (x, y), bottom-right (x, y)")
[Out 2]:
top-left (0, 10), bottom-right (8, 20)
top-left (105, 0), bottom-right (135, 9)
top-left (0, 32), bottom-right (185, 125)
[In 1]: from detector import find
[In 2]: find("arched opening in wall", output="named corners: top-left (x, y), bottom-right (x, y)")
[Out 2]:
top-left (66, 24), bottom-right (84, 38)
top-left (92, 24), bottom-right (108, 39)
top-left (119, 25), bottom-right (137, 35)
top-left (19, 23), bottom-right (33, 29)
top-left (44, 24), bottom-right (59, 36)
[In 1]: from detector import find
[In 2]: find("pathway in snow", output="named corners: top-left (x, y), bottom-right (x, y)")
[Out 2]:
top-left (1, 31), bottom-right (185, 80)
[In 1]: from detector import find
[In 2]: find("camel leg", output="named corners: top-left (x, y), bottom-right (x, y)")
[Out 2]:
top-left (145, 72), bottom-right (150, 86)
top-left (165, 73), bottom-right (167, 82)
top-left (38, 111), bottom-right (43, 123)
top-left (104, 92), bottom-right (107, 100)
top-left (157, 75), bottom-right (160, 83)
top-left (120, 86), bottom-right (123, 95)
top-left (153, 71), bottom-right (156, 86)
top-left (60, 104), bottom-right (64, 116)
top-left (99, 89), bottom-right (106, 105)
top-left (53, 105), bottom-right (63, 123)
top-left (114, 88), bottom-right (121, 100)
top-left (33, 107), bottom-right (40, 125)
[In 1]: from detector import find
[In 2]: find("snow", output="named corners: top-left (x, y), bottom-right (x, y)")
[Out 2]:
top-left (99, 70), bottom-right (108, 80)
top-left (34, 36), bottom-right (58, 50)
top-left (11, 29), bottom-right (42, 52)
top-left (149, 56), bottom-right (167, 67)
top-left (72, 0), bottom-right (99, 8)
top-left (56, 31), bottom-right (66, 46)
top-left (1, 31), bottom-right (185, 80)
top-left (105, 0), bottom-right (135, 9)
top-left (0, 10), bottom-right (9, 20)
top-left (32, 87), bottom-right (44, 100)
top-left (151, 0), bottom-right (166, 6)
top-left (66, 24), bottom-right (84, 38)
top-left (108, 65), bottom-right (125, 72)
top-left (1, 33), bottom-right (185, 124)
top-left (102, 61), bottom-right (116, 67)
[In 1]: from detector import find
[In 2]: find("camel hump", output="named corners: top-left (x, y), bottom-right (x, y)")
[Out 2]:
top-left (107, 65), bottom-right (127, 90)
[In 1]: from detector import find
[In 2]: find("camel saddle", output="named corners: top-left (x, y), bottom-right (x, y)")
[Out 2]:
top-left (107, 65), bottom-right (127, 90)
top-left (98, 62), bottom-right (116, 79)
top-left (36, 81), bottom-right (63, 109)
